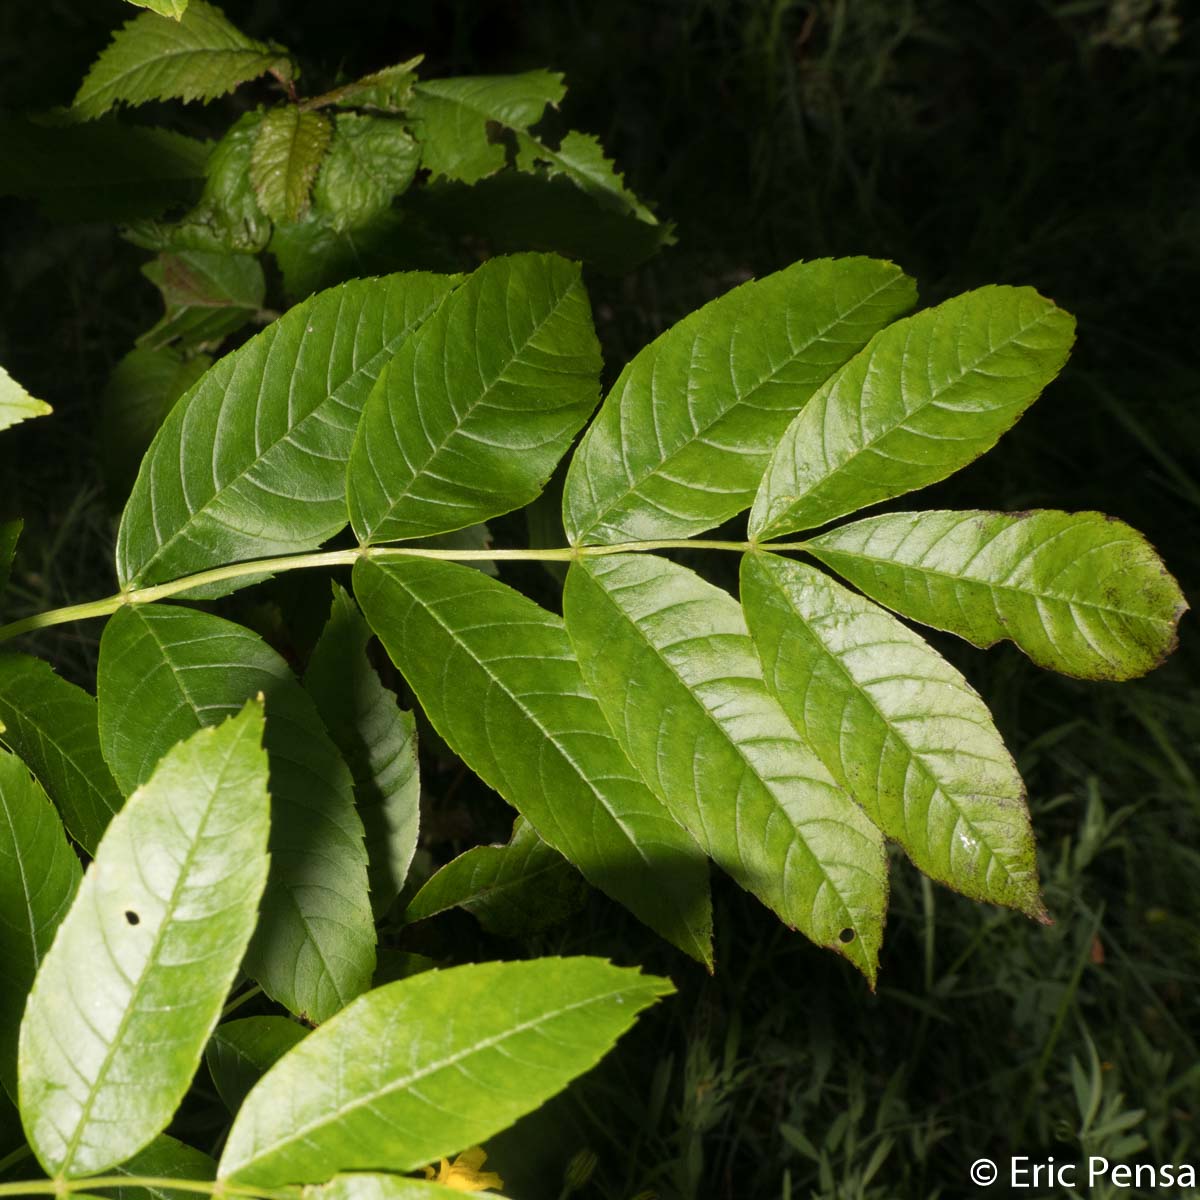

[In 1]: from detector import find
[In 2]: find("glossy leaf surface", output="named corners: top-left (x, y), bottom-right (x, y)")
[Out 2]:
top-left (251, 107), bottom-right (333, 224)
top-left (564, 554), bottom-right (888, 980)
top-left (219, 958), bottom-right (672, 1185)
top-left (0, 654), bottom-right (123, 854)
top-left (0, 364), bottom-right (52, 434)
top-left (740, 553), bottom-right (1043, 915)
top-left (206, 1017), bottom-right (307, 1113)
top-left (809, 509), bottom-right (1188, 681)
top-left (564, 257), bottom-right (916, 544)
top-left (98, 605), bottom-right (375, 1022)
top-left (354, 556), bottom-right (713, 965)
top-left (117, 269), bottom-right (459, 587)
top-left (750, 287), bottom-right (1076, 539)
top-left (18, 704), bottom-right (269, 1178)
top-left (0, 750), bottom-right (81, 1102)
top-left (304, 584), bottom-right (420, 917)
top-left (348, 253), bottom-right (601, 543)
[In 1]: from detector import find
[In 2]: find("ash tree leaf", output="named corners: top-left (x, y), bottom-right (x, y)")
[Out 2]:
top-left (206, 1017), bottom-right (307, 1113)
top-left (313, 114), bottom-right (421, 231)
top-left (809, 509), bottom-right (1189, 681)
top-left (304, 584), bottom-right (421, 918)
top-left (348, 253), bottom-right (601, 544)
top-left (0, 364), bottom-right (53, 434)
top-left (354, 556), bottom-right (714, 966)
top-left (251, 107), bottom-right (334, 224)
top-left (740, 553), bottom-right (1045, 917)
top-left (563, 554), bottom-right (888, 981)
top-left (218, 958), bottom-right (673, 1186)
top-left (116, 269), bottom-right (460, 588)
top-left (107, 1134), bottom-right (217, 1200)
top-left (327, 55), bottom-right (423, 112)
top-left (0, 654), bottom-right (123, 854)
top-left (563, 258), bottom-right (916, 545)
top-left (405, 817), bottom-right (585, 937)
top-left (98, 605), bottom-right (375, 1023)
top-left (70, 1), bottom-right (291, 122)
top-left (750, 286), bottom-right (1076, 540)
top-left (408, 70), bottom-right (567, 185)
top-left (17, 702), bottom-right (270, 1179)
top-left (515, 129), bottom-right (656, 223)
top-left (0, 750), bottom-right (82, 1104)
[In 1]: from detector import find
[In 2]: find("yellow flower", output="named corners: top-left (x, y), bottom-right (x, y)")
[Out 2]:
top-left (423, 1145), bottom-right (505, 1193)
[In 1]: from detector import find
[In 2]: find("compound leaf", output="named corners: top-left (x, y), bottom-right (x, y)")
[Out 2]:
top-left (206, 1017), bottom-right (308, 1113)
top-left (0, 365), bottom-right (52, 434)
top-left (250, 107), bottom-right (333, 224)
top-left (809, 509), bottom-right (1188, 681)
top-left (313, 114), bottom-right (421, 231)
top-left (71, 1), bottom-right (290, 121)
top-left (348, 253), bottom-right (601, 543)
top-left (354, 556), bottom-right (713, 966)
top-left (0, 654), bottom-right (123, 854)
top-left (304, 584), bottom-right (420, 918)
top-left (563, 554), bottom-right (888, 981)
top-left (18, 703), bottom-right (269, 1178)
top-left (0, 750), bottom-right (82, 1103)
top-left (740, 553), bottom-right (1044, 916)
top-left (563, 258), bottom-right (915, 545)
top-left (116, 269), bottom-right (459, 588)
top-left (98, 606), bottom-right (375, 1022)
top-left (219, 958), bottom-right (673, 1186)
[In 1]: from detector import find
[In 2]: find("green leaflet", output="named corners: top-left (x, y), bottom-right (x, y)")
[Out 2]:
top-left (116, 269), bottom-right (459, 588)
top-left (408, 71), bottom-right (567, 185)
top-left (740, 553), bottom-right (1044, 917)
top-left (0, 750), bottom-right (82, 1103)
top-left (138, 250), bottom-right (264, 351)
top-left (303, 1176), bottom-right (500, 1200)
top-left (562, 258), bottom-right (916, 545)
top-left (809, 509), bottom-right (1188, 681)
top-left (304, 584), bottom-right (421, 918)
top-left (0, 364), bottom-right (52, 434)
top-left (106, 1134), bottom-right (217, 1200)
top-left (0, 653), bottom-right (123, 854)
top-left (313, 114), bottom-right (422, 231)
top-left (563, 554), bottom-right (888, 981)
top-left (0, 520), bottom-right (19, 602)
top-left (250, 108), bottom-right (333, 224)
top-left (405, 817), bottom-right (586, 937)
top-left (353, 556), bottom-right (713, 966)
top-left (97, 605), bottom-right (375, 1023)
top-left (515, 130), bottom-right (657, 223)
top-left (328, 56), bottom-right (423, 112)
top-left (219, 958), bottom-right (673, 1185)
top-left (206, 1017), bottom-right (308, 1113)
top-left (71, 1), bottom-right (290, 121)
top-left (18, 704), bottom-right (270, 1178)
top-left (750, 286), bottom-right (1076, 539)
top-left (348, 253), bottom-right (601, 543)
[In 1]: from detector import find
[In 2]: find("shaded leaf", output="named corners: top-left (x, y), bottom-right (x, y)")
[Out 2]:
top-left (18, 704), bottom-right (270, 1178)
top-left (348, 253), bottom-right (600, 543)
top-left (809, 509), bottom-right (1188, 681)
top-left (0, 365), bottom-right (52, 434)
top-left (71, 1), bottom-right (290, 121)
top-left (0, 750), bottom-right (81, 1103)
top-left (219, 958), bottom-right (673, 1186)
top-left (206, 1017), bottom-right (307, 1113)
top-left (251, 107), bottom-right (333, 224)
top-left (354, 556), bottom-right (713, 966)
top-left (313, 114), bottom-right (421, 231)
top-left (0, 653), bottom-right (123, 854)
top-left (304, 584), bottom-right (420, 918)
top-left (515, 130), bottom-right (655, 222)
top-left (563, 554), bottom-right (888, 981)
top-left (563, 258), bottom-right (916, 544)
top-left (105, 1134), bottom-right (217, 1200)
top-left (137, 250), bottom-right (264, 350)
top-left (405, 818), bottom-right (585, 936)
top-left (98, 606), bottom-right (375, 1022)
top-left (125, 0), bottom-right (189, 17)
top-left (740, 553), bottom-right (1044, 916)
top-left (0, 520), bottom-right (19, 603)
top-left (750, 286), bottom-right (1076, 539)
top-left (117, 269), bottom-right (459, 588)
top-left (326, 56), bottom-right (423, 113)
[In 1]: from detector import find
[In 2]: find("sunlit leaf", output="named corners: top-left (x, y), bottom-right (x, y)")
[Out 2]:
top-left (0, 365), bottom-right (52, 434)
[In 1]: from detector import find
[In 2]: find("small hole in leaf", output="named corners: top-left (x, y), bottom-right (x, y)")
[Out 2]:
top-left (838, 928), bottom-right (855, 944)
top-left (125, 910), bottom-right (140, 926)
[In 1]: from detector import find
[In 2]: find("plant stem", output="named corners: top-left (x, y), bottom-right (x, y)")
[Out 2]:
top-left (0, 1178), bottom-right (291, 1199)
top-left (0, 539), bottom-right (809, 645)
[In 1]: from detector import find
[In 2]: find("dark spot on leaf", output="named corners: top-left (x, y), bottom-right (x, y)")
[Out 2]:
top-left (125, 910), bottom-right (140, 926)
top-left (838, 927), bottom-right (855, 944)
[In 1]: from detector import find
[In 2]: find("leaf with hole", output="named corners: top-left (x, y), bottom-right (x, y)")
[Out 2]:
top-left (563, 553), bottom-right (888, 981)
top-left (206, 1017), bottom-right (307, 1113)
top-left (17, 702), bottom-right (269, 1178)
top-left (749, 286), bottom-right (1076, 539)
top-left (218, 958), bottom-right (672, 1186)
top-left (808, 509), bottom-right (1188, 681)
top-left (98, 605), bottom-right (375, 1022)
